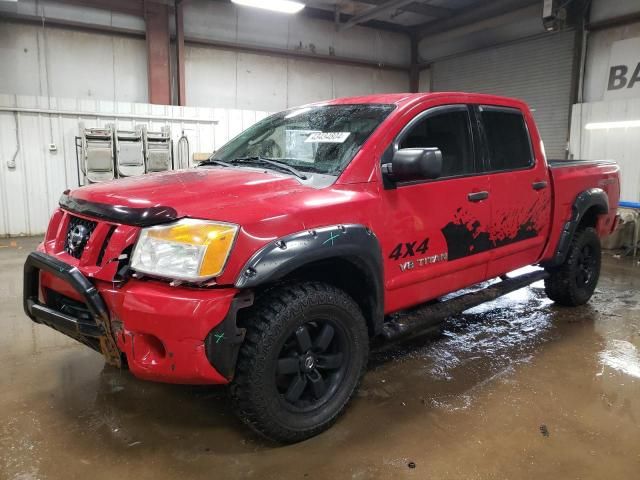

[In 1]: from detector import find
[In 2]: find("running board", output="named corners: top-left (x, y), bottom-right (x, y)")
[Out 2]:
top-left (380, 270), bottom-right (549, 343)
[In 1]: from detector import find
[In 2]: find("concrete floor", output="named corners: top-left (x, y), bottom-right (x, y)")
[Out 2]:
top-left (2, 236), bottom-right (640, 480)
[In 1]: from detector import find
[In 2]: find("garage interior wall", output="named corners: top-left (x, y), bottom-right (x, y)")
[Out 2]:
top-left (0, 0), bottom-right (410, 236)
top-left (0, 0), bottom-right (411, 111)
top-left (568, 0), bottom-right (640, 203)
top-left (0, 94), bottom-right (270, 236)
top-left (0, 20), bottom-right (409, 111)
top-left (429, 31), bottom-right (576, 160)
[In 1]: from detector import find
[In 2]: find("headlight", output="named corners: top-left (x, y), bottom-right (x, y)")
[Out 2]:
top-left (130, 219), bottom-right (238, 282)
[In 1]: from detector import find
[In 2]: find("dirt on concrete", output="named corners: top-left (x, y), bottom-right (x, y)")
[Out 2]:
top-left (1, 236), bottom-right (639, 479)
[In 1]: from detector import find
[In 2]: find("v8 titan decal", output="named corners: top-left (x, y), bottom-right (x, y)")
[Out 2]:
top-left (388, 237), bottom-right (448, 272)
top-left (398, 252), bottom-right (448, 272)
top-left (388, 238), bottom-right (429, 260)
top-left (442, 200), bottom-right (549, 261)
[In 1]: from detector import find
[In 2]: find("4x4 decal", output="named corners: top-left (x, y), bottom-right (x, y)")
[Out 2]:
top-left (388, 238), bottom-right (429, 260)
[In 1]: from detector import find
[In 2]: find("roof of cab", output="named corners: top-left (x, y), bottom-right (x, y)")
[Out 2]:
top-left (321, 92), bottom-right (528, 109)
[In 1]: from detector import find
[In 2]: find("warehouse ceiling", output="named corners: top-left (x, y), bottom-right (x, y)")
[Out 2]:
top-left (223, 0), bottom-right (542, 36)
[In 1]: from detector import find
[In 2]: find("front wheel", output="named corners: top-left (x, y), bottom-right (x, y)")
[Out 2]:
top-left (544, 227), bottom-right (601, 306)
top-left (229, 282), bottom-right (369, 443)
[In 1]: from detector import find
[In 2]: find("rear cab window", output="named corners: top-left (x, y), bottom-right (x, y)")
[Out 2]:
top-left (478, 106), bottom-right (534, 171)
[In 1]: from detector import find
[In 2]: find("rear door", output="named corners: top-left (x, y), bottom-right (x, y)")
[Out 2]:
top-left (476, 105), bottom-right (552, 278)
top-left (379, 104), bottom-right (492, 313)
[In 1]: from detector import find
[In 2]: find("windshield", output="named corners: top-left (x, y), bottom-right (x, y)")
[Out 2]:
top-left (211, 104), bottom-right (395, 176)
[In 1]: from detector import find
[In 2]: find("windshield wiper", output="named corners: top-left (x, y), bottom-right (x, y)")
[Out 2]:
top-left (232, 156), bottom-right (308, 180)
top-left (198, 158), bottom-right (233, 167)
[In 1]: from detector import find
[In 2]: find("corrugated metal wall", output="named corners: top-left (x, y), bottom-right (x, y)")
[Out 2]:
top-left (431, 31), bottom-right (576, 159)
top-left (0, 94), bottom-right (269, 236)
top-left (569, 99), bottom-right (640, 202)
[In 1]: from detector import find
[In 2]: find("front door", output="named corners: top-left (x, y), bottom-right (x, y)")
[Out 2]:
top-left (379, 104), bottom-right (492, 314)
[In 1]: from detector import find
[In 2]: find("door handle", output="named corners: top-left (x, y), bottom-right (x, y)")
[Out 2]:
top-left (532, 181), bottom-right (548, 190)
top-left (468, 191), bottom-right (489, 202)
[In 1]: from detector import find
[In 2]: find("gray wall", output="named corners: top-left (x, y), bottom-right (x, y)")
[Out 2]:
top-left (431, 32), bottom-right (576, 160)
top-left (589, 0), bottom-right (640, 24)
top-left (0, 0), bottom-right (410, 111)
top-left (185, 47), bottom-right (409, 110)
top-left (0, 22), bottom-right (149, 103)
top-left (183, 0), bottom-right (409, 66)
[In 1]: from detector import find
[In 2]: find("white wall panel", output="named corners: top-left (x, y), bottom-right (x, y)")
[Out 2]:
top-left (185, 47), bottom-right (238, 109)
top-left (0, 94), bottom-right (270, 236)
top-left (184, 45), bottom-right (410, 111)
top-left (286, 59), bottom-right (335, 107)
top-left (0, 22), bottom-right (148, 102)
top-left (583, 21), bottom-right (640, 103)
top-left (569, 99), bottom-right (640, 202)
top-left (0, 21), bottom-right (44, 96)
top-left (373, 70), bottom-right (410, 94)
top-left (236, 53), bottom-right (288, 111)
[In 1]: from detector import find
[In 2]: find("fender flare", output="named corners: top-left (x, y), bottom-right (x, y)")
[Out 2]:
top-left (546, 188), bottom-right (609, 267)
top-left (235, 224), bottom-right (384, 334)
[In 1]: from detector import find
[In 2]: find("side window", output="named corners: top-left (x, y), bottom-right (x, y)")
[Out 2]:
top-left (398, 108), bottom-right (475, 178)
top-left (480, 108), bottom-right (533, 170)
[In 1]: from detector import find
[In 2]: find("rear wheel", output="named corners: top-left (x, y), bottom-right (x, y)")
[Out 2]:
top-left (230, 282), bottom-right (368, 443)
top-left (544, 227), bottom-right (601, 306)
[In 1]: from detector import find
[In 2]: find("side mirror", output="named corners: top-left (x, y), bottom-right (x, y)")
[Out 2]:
top-left (382, 148), bottom-right (442, 182)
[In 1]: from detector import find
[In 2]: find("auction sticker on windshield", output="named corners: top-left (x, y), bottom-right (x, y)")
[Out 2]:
top-left (305, 132), bottom-right (351, 143)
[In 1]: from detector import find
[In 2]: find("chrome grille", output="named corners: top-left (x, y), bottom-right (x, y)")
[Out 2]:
top-left (64, 216), bottom-right (97, 259)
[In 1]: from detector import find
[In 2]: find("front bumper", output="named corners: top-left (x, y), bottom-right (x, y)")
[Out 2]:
top-left (24, 251), bottom-right (251, 385)
top-left (24, 251), bottom-right (121, 366)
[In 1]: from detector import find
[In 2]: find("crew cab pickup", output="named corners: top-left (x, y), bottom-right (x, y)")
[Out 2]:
top-left (24, 93), bottom-right (620, 443)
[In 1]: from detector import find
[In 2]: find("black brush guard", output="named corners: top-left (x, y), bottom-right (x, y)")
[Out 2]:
top-left (23, 251), bottom-right (122, 366)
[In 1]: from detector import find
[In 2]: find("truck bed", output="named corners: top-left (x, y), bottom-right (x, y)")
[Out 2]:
top-left (541, 159), bottom-right (620, 263)
top-left (548, 159), bottom-right (617, 168)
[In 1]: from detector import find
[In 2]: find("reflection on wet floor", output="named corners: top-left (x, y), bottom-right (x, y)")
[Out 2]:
top-left (1, 237), bottom-right (639, 479)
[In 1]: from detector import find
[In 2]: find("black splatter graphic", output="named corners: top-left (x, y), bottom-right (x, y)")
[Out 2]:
top-left (442, 220), bottom-right (493, 261)
top-left (442, 200), bottom-right (547, 261)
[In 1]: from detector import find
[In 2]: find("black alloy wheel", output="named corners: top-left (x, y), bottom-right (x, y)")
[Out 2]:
top-left (276, 320), bottom-right (349, 411)
top-left (230, 282), bottom-right (369, 443)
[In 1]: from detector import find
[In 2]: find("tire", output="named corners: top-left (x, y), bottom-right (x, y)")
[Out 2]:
top-left (229, 282), bottom-right (369, 443)
top-left (544, 227), bottom-right (601, 306)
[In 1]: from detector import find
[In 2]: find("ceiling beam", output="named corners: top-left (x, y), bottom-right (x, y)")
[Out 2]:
top-left (416, 3), bottom-right (541, 58)
top-left (356, 0), bottom-right (454, 19)
top-left (338, 0), bottom-right (421, 31)
top-left (53, 0), bottom-right (144, 16)
top-left (303, 6), bottom-right (410, 34)
top-left (415, 0), bottom-right (540, 39)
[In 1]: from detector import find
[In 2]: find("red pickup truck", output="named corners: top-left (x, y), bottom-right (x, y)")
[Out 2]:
top-left (24, 93), bottom-right (620, 443)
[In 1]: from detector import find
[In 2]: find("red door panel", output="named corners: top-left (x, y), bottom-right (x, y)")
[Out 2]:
top-left (487, 170), bottom-right (551, 278)
top-left (381, 175), bottom-right (492, 314)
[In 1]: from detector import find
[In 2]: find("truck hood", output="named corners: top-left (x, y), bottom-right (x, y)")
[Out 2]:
top-left (67, 168), bottom-right (310, 223)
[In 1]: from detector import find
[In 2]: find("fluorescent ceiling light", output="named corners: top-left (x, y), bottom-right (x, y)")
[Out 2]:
top-left (231, 0), bottom-right (305, 14)
top-left (585, 120), bottom-right (640, 130)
